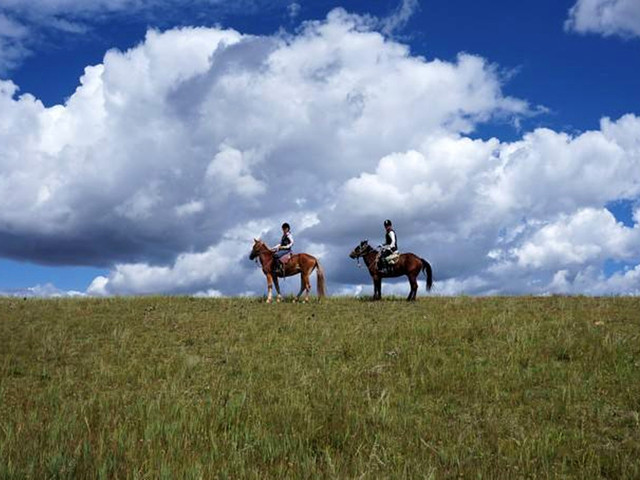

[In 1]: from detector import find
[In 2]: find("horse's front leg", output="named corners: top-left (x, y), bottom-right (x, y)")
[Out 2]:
top-left (373, 277), bottom-right (381, 300)
top-left (266, 273), bottom-right (274, 303)
top-left (274, 276), bottom-right (282, 303)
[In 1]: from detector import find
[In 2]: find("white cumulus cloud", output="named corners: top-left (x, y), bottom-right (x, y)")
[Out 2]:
top-left (513, 208), bottom-right (640, 269)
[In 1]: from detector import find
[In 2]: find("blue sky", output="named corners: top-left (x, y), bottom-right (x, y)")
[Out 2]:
top-left (1, 0), bottom-right (639, 296)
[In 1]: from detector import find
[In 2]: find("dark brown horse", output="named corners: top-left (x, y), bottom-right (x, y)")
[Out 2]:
top-left (349, 240), bottom-right (433, 301)
top-left (250, 239), bottom-right (326, 303)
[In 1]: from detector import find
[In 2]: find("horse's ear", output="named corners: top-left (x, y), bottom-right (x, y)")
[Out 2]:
top-left (254, 237), bottom-right (259, 243)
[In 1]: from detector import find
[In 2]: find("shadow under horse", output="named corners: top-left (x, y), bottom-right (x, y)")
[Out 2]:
top-left (250, 239), bottom-right (326, 303)
top-left (349, 240), bottom-right (433, 301)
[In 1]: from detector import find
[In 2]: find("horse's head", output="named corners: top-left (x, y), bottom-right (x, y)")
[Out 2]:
top-left (249, 238), bottom-right (265, 260)
top-left (349, 240), bottom-right (370, 259)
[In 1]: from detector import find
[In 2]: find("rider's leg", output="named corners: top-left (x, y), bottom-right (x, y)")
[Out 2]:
top-left (378, 250), bottom-right (389, 271)
top-left (273, 250), bottom-right (285, 276)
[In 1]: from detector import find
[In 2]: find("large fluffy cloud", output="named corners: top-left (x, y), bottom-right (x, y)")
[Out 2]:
top-left (0, 10), bottom-right (526, 262)
top-left (2, 9), bottom-right (640, 296)
top-left (565, 0), bottom-right (640, 38)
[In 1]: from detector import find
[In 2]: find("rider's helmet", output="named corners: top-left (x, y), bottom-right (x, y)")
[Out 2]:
top-left (282, 222), bottom-right (290, 230)
top-left (383, 219), bottom-right (392, 227)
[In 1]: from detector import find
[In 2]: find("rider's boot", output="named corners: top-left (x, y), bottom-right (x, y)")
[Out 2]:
top-left (273, 260), bottom-right (284, 278)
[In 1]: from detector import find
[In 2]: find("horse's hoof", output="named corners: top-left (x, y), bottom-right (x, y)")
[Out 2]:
top-left (276, 297), bottom-right (282, 303)
top-left (266, 298), bottom-right (272, 304)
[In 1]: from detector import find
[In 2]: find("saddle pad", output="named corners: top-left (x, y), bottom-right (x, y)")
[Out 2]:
top-left (386, 252), bottom-right (400, 265)
top-left (280, 253), bottom-right (293, 264)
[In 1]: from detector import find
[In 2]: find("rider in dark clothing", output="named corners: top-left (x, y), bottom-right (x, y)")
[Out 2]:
top-left (272, 222), bottom-right (294, 276)
top-left (378, 219), bottom-right (398, 271)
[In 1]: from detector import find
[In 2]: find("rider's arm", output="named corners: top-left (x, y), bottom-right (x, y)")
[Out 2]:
top-left (381, 231), bottom-right (396, 251)
top-left (388, 231), bottom-right (396, 249)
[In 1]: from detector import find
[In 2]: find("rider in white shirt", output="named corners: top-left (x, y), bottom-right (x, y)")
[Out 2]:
top-left (272, 222), bottom-right (294, 276)
top-left (379, 219), bottom-right (398, 270)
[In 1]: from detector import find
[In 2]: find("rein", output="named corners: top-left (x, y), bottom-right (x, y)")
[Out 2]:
top-left (354, 246), bottom-right (377, 271)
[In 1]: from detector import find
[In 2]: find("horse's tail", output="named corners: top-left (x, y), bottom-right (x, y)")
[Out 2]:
top-left (421, 258), bottom-right (433, 291)
top-left (315, 260), bottom-right (326, 298)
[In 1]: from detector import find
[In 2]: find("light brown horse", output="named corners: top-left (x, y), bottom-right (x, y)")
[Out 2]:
top-left (250, 239), bottom-right (326, 303)
top-left (349, 240), bottom-right (433, 301)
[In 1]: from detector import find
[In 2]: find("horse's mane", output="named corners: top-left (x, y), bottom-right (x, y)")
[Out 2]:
top-left (254, 238), bottom-right (271, 253)
top-left (361, 241), bottom-right (376, 254)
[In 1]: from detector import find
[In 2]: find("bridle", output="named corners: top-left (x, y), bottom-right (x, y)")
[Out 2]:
top-left (352, 243), bottom-right (376, 270)
top-left (251, 242), bottom-right (272, 266)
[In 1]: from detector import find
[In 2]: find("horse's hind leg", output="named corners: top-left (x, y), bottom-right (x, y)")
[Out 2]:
top-left (295, 275), bottom-right (305, 302)
top-left (302, 273), bottom-right (311, 303)
top-left (407, 275), bottom-right (418, 301)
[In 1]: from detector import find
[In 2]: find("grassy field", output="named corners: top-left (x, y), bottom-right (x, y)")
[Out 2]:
top-left (1, 296), bottom-right (639, 479)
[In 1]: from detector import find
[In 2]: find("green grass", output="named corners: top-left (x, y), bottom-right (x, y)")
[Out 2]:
top-left (1, 296), bottom-right (639, 478)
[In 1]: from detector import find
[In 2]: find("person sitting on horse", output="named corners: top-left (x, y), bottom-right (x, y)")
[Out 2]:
top-left (378, 219), bottom-right (398, 270)
top-left (271, 222), bottom-right (294, 276)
